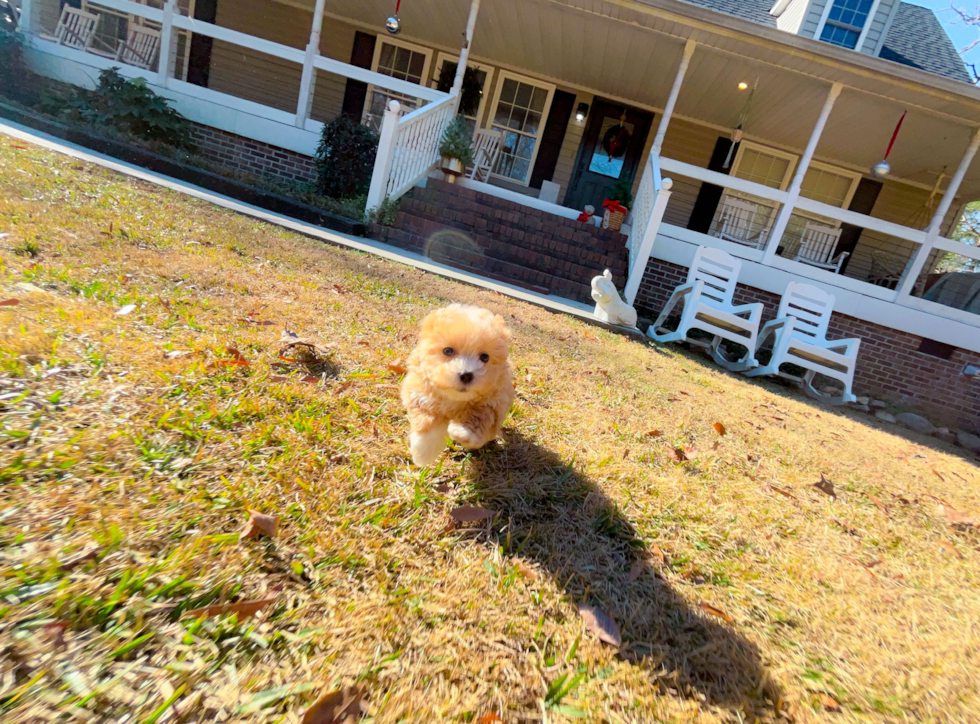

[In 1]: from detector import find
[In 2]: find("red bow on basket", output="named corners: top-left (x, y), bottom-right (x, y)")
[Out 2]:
top-left (602, 199), bottom-right (629, 214)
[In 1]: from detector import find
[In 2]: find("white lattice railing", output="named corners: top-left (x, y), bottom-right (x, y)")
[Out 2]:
top-left (367, 95), bottom-right (459, 212)
top-left (624, 154), bottom-right (672, 305)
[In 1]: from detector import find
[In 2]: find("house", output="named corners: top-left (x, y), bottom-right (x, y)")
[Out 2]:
top-left (12, 0), bottom-right (980, 429)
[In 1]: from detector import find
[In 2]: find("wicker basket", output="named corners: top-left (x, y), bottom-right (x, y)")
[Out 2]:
top-left (602, 207), bottom-right (627, 232)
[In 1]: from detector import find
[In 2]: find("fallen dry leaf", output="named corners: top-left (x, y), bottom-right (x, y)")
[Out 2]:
top-left (651, 543), bottom-right (666, 565)
top-left (818, 692), bottom-right (841, 712)
top-left (302, 685), bottom-right (366, 724)
top-left (226, 346), bottom-right (248, 363)
top-left (869, 495), bottom-right (889, 515)
top-left (240, 509), bottom-right (280, 540)
top-left (387, 362), bottom-right (408, 375)
top-left (434, 483), bottom-right (452, 494)
top-left (184, 595), bottom-right (277, 620)
top-left (645, 430), bottom-right (662, 438)
top-left (767, 484), bottom-right (796, 500)
top-left (514, 559), bottom-right (538, 581)
top-left (938, 504), bottom-right (978, 528)
top-left (939, 540), bottom-right (964, 559)
top-left (43, 621), bottom-right (68, 652)
top-left (0, 299), bottom-right (20, 307)
top-left (157, 295), bottom-right (172, 314)
top-left (450, 505), bottom-right (495, 523)
top-left (698, 602), bottom-right (733, 623)
top-left (478, 715), bottom-right (504, 724)
top-left (577, 603), bottom-right (622, 647)
top-left (713, 422), bottom-right (727, 436)
top-left (245, 318), bottom-right (276, 326)
top-left (813, 474), bottom-right (836, 499)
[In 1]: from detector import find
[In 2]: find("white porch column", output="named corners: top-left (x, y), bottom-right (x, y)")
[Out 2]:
top-left (295, 0), bottom-right (328, 128)
top-left (18, 0), bottom-right (34, 35)
top-left (157, 0), bottom-right (178, 87)
top-left (366, 100), bottom-right (402, 212)
top-left (450, 0), bottom-right (481, 109)
top-left (761, 82), bottom-right (843, 265)
top-left (896, 126), bottom-right (980, 297)
top-left (651, 39), bottom-right (696, 156)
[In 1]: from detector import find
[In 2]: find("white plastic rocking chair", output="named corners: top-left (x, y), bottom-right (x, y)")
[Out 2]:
top-left (793, 222), bottom-right (848, 273)
top-left (469, 129), bottom-right (503, 182)
top-left (713, 195), bottom-right (770, 249)
top-left (647, 246), bottom-right (764, 371)
top-left (744, 281), bottom-right (860, 405)
top-left (41, 6), bottom-right (98, 49)
top-left (116, 24), bottom-right (160, 70)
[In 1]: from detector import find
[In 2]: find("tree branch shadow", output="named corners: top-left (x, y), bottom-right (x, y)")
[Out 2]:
top-left (463, 430), bottom-right (782, 718)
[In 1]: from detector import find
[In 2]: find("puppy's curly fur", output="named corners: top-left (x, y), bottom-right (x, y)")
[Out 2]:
top-left (401, 304), bottom-right (514, 466)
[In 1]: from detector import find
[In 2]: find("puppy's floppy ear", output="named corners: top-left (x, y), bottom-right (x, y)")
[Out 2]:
top-left (490, 313), bottom-right (511, 343)
top-left (419, 308), bottom-right (445, 338)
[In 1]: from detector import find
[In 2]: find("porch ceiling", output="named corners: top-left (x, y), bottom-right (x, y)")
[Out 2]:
top-left (305, 0), bottom-right (980, 197)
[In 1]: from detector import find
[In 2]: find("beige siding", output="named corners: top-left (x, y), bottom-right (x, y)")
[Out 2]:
top-left (310, 22), bottom-right (358, 124)
top-left (208, 0), bottom-right (307, 113)
top-left (655, 119), bottom-right (723, 228)
top-left (800, 0), bottom-right (827, 38)
top-left (860, 0), bottom-right (900, 55)
top-left (775, 0), bottom-right (810, 35)
top-left (553, 92), bottom-right (592, 205)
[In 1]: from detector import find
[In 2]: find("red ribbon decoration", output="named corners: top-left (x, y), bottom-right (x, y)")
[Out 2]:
top-left (602, 198), bottom-right (629, 214)
top-left (884, 111), bottom-right (906, 161)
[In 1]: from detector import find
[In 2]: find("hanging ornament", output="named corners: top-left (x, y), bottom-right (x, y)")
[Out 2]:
top-left (386, 0), bottom-right (402, 34)
top-left (873, 110), bottom-right (906, 178)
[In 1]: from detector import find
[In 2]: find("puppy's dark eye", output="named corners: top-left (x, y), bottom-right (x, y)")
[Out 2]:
top-left (479, 353), bottom-right (490, 363)
top-left (443, 347), bottom-right (455, 357)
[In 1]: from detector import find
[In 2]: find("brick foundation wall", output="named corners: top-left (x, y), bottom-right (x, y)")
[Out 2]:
top-left (635, 257), bottom-right (980, 431)
top-left (189, 124), bottom-right (317, 185)
top-left (370, 180), bottom-right (629, 304)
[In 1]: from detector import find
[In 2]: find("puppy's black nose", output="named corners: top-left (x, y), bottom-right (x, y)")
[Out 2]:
top-left (459, 372), bottom-right (474, 384)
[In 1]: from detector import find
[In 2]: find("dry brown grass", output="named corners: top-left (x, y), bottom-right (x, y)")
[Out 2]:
top-left (1, 139), bottom-right (979, 724)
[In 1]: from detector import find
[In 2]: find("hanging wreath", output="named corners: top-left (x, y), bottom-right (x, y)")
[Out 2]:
top-left (601, 123), bottom-right (632, 160)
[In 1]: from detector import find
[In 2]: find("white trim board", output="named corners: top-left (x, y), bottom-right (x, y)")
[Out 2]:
top-left (653, 223), bottom-right (980, 352)
top-left (0, 119), bottom-right (595, 320)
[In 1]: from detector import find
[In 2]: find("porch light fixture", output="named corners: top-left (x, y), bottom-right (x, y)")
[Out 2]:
top-left (738, 81), bottom-right (749, 91)
top-left (576, 102), bottom-right (590, 123)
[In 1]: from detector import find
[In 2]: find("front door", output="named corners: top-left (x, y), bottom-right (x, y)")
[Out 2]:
top-left (564, 99), bottom-right (654, 213)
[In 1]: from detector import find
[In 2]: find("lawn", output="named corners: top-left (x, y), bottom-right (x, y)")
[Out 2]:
top-left (1, 137), bottom-right (979, 724)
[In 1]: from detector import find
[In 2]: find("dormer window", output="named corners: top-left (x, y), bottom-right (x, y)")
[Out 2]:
top-left (819, 0), bottom-right (874, 49)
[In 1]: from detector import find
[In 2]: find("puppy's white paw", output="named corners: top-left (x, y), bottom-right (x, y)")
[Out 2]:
top-left (410, 426), bottom-right (447, 467)
top-left (447, 421), bottom-right (486, 450)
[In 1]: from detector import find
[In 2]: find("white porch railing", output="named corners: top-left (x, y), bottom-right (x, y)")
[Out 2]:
top-left (628, 152), bottom-right (980, 332)
top-left (366, 95), bottom-right (458, 212)
top-left (624, 153), bottom-right (672, 305)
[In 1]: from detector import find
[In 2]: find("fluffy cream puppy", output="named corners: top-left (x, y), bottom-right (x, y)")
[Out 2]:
top-left (401, 304), bottom-right (514, 466)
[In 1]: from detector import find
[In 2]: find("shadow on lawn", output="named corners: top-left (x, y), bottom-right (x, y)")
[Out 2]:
top-left (465, 431), bottom-right (781, 717)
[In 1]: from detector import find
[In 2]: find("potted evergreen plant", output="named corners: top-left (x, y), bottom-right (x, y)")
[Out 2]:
top-left (439, 115), bottom-right (475, 182)
top-left (603, 175), bottom-right (634, 232)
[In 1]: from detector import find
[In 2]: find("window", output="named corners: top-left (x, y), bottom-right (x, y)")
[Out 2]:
top-left (819, 0), bottom-right (874, 50)
top-left (363, 39), bottom-right (432, 131)
top-left (801, 163), bottom-right (861, 209)
top-left (731, 144), bottom-right (795, 190)
top-left (488, 72), bottom-right (555, 185)
top-left (431, 53), bottom-right (494, 138)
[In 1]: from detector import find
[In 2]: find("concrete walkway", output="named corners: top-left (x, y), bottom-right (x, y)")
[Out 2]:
top-left (0, 118), bottom-right (597, 320)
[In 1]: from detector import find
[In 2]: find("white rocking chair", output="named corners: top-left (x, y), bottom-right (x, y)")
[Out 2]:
top-left (713, 195), bottom-right (770, 249)
top-left (647, 246), bottom-right (764, 371)
top-left (116, 24), bottom-right (160, 70)
top-left (793, 222), bottom-right (848, 273)
top-left (469, 129), bottom-right (503, 182)
top-left (745, 281), bottom-right (860, 405)
top-left (41, 6), bottom-right (98, 49)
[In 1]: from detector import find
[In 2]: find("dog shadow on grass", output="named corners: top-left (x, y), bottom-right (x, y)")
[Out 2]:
top-left (463, 430), bottom-right (781, 717)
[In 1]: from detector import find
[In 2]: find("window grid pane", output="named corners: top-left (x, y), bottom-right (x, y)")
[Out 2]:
top-left (490, 77), bottom-right (551, 183)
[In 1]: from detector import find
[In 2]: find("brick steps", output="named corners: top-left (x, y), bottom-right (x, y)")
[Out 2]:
top-left (370, 179), bottom-right (630, 304)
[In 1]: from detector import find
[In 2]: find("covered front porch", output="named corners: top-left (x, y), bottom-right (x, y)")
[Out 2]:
top-left (14, 0), bottom-right (980, 347)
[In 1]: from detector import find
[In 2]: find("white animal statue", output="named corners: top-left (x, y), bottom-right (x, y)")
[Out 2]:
top-left (591, 269), bottom-right (638, 328)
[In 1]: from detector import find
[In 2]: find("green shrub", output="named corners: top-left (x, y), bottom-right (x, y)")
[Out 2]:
top-left (0, 28), bottom-right (35, 104)
top-left (314, 116), bottom-right (379, 199)
top-left (367, 196), bottom-right (400, 227)
top-left (607, 175), bottom-right (634, 209)
top-left (50, 68), bottom-right (193, 148)
top-left (439, 115), bottom-right (474, 166)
